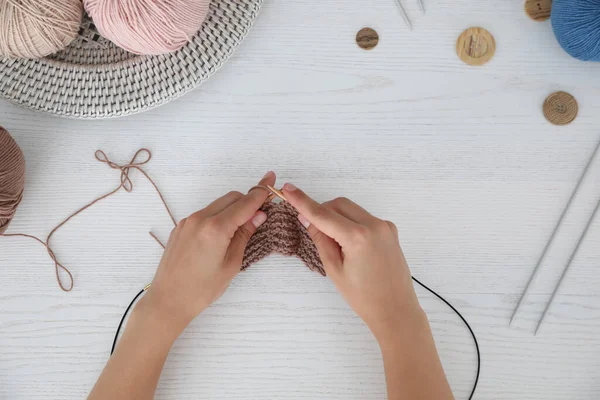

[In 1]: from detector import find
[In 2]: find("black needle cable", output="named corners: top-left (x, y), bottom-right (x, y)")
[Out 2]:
top-left (111, 278), bottom-right (480, 399)
top-left (110, 284), bottom-right (150, 355)
top-left (412, 276), bottom-right (480, 400)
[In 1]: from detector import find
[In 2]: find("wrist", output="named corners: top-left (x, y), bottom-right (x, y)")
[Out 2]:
top-left (133, 293), bottom-right (189, 345)
top-left (374, 304), bottom-right (430, 352)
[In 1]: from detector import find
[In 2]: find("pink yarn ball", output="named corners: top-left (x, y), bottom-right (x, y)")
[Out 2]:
top-left (83, 0), bottom-right (211, 55)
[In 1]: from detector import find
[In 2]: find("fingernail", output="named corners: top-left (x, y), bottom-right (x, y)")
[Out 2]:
top-left (284, 183), bottom-right (297, 191)
top-left (298, 214), bottom-right (310, 229)
top-left (252, 211), bottom-right (267, 228)
top-left (263, 171), bottom-right (274, 179)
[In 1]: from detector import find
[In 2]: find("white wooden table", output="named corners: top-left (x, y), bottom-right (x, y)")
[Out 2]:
top-left (1, 1), bottom-right (600, 399)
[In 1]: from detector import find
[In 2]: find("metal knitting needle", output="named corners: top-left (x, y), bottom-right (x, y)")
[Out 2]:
top-left (510, 139), bottom-right (600, 326)
top-left (534, 196), bottom-right (600, 335)
top-left (417, 0), bottom-right (426, 13)
top-left (394, 0), bottom-right (413, 30)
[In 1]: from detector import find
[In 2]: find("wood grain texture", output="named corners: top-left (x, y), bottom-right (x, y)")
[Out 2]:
top-left (356, 27), bottom-right (379, 50)
top-left (456, 27), bottom-right (496, 66)
top-left (543, 91), bottom-right (578, 126)
top-left (525, 0), bottom-right (552, 22)
top-left (1, 0), bottom-right (600, 399)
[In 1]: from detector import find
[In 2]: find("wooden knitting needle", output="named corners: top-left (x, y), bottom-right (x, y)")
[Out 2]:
top-left (535, 196), bottom-right (600, 335)
top-left (249, 184), bottom-right (288, 202)
top-left (510, 139), bottom-right (600, 327)
top-left (266, 185), bottom-right (288, 202)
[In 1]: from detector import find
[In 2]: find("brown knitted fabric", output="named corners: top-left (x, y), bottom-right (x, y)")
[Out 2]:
top-left (242, 201), bottom-right (325, 275)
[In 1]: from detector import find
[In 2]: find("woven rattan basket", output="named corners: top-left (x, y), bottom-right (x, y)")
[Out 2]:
top-left (0, 0), bottom-right (263, 119)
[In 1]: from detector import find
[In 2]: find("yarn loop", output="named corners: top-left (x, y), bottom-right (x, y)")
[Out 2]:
top-left (95, 149), bottom-right (152, 193)
top-left (0, 149), bottom-right (176, 292)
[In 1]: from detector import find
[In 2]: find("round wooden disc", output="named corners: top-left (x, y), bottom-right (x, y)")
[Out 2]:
top-left (525, 0), bottom-right (552, 21)
top-left (356, 28), bottom-right (379, 50)
top-left (543, 92), bottom-right (578, 125)
top-left (456, 27), bottom-right (496, 66)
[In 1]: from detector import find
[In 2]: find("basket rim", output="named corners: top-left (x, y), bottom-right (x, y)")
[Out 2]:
top-left (0, 0), bottom-right (264, 119)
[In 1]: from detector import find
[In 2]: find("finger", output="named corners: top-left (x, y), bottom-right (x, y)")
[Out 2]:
top-left (323, 197), bottom-right (373, 225)
top-left (248, 170), bottom-right (277, 196)
top-left (215, 171), bottom-right (276, 237)
top-left (194, 191), bottom-right (243, 219)
top-left (298, 214), bottom-right (343, 275)
top-left (224, 210), bottom-right (267, 270)
top-left (165, 222), bottom-right (180, 247)
top-left (386, 220), bottom-right (399, 238)
top-left (282, 183), bottom-right (358, 247)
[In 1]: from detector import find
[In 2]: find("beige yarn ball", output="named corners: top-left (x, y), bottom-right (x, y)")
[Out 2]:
top-left (0, 0), bottom-right (83, 59)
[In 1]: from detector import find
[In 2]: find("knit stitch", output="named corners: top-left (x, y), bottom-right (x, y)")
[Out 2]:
top-left (242, 201), bottom-right (325, 275)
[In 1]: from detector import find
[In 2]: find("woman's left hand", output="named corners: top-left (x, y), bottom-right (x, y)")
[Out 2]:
top-left (141, 171), bottom-right (276, 336)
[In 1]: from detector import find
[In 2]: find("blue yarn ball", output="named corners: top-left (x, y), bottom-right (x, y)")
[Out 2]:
top-left (551, 0), bottom-right (600, 61)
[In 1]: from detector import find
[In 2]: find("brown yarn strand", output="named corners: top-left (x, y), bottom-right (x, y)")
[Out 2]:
top-left (149, 231), bottom-right (167, 250)
top-left (0, 231), bottom-right (74, 291)
top-left (0, 148), bottom-right (177, 292)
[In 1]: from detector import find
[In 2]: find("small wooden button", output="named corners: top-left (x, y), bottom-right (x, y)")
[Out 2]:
top-left (543, 91), bottom-right (578, 125)
top-left (356, 28), bottom-right (379, 50)
top-left (456, 27), bottom-right (496, 66)
top-left (525, 0), bottom-right (552, 21)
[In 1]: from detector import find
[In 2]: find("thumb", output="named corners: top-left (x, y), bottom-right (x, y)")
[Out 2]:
top-left (298, 214), bottom-right (343, 276)
top-left (224, 210), bottom-right (267, 271)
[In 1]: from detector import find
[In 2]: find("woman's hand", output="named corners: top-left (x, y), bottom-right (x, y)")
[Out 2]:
top-left (282, 183), bottom-right (422, 346)
top-left (281, 185), bottom-right (455, 399)
top-left (141, 171), bottom-right (276, 337)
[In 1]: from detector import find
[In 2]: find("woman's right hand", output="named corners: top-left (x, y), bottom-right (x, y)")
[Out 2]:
top-left (282, 183), bottom-right (424, 346)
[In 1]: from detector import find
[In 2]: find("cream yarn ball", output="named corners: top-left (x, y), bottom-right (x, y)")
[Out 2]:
top-left (84, 0), bottom-right (211, 56)
top-left (0, 0), bottom-right (83, 59)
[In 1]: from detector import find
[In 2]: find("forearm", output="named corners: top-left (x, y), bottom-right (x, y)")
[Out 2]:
top-left (379, 306), bottom-right (454, 400)
top-left (88, 296), bottom-right (181, 400)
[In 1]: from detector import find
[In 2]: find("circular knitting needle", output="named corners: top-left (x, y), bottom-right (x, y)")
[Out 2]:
top-left (535, 196), bottom-right (600, 335)
top-left (249, 184), bottom-right (288, 202)
top-left (266, 185), bottom-right (288, 202)
top-left (510, 139), bottom-right (600, 326)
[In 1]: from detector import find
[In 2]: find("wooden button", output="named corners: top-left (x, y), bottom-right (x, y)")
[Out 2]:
top-left (525, 0), bottom-right (552, 21)
top-left (356, 28), bottom-right (379, 50)
top-left (456, 27), bottom-right (496, 66)
top-left (543, 91), bottom-right (578, 125)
